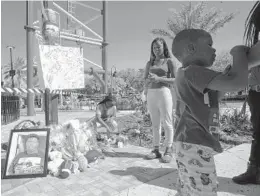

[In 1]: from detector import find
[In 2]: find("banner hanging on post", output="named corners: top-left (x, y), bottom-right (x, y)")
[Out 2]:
top-left (38, 45), bottom-right (84, 90)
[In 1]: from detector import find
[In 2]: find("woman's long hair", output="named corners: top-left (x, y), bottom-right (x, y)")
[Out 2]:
top-left (98, 95), bottom-right (115, 106)
top-left (150, 37), bottom-right (171, 65)
top-left (244, 1), bottom-right (260, 46)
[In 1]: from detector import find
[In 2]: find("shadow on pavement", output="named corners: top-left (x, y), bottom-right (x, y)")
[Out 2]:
top-left (103, 151), bottom-right (146, 158)
top-left (110, 166), bottom-right (259, 196)
top-left (110, 166), bottom-right (175, 184)
top-left (217, 176), bottom-right (260, 196)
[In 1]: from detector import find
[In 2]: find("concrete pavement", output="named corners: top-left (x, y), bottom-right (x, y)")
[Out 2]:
top-left (1, 144), bottom-right (260, 196)
top-left (116, 144), bottom-right (260, 196)
top-left (1, 109), bottom-right (259, 196)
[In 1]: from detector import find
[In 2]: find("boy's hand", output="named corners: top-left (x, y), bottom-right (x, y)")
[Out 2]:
top-left (230, 45), bottom-right (250, 56)
top-left (222, 64), bottom-right (232, 75)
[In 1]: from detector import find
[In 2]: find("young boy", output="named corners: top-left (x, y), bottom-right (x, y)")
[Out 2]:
top-left (172, 29), bottom-right (249, 196)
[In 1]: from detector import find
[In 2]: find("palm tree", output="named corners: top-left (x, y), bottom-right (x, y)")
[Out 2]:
top-left (2, 57), bottom-right (39, 89)
top-left (151, 2), bottom-right (237, 38)
top-left (3, 57), bottom-right (26, 88)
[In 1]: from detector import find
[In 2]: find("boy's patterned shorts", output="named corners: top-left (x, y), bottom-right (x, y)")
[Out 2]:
top-left (176, 142), bottom-right (218, 196)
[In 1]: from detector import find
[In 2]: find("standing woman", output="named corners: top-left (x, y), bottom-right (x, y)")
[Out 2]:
top-left (144, 37), bottom-right (177, 163)
top-left (233, 1), bottom-right (260, 184)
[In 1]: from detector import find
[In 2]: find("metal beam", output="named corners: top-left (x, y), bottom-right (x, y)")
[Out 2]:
top-left (53, 2), bottom-right (103, 41)
top-left (60, 35), bottom-right (102, 46)
top-left (92, 69), bottom-right (105, 88)
top-left (74, 1), bottom-right (101, 12)
top-left (83, 58), bottom-right (103, 69)
top-left (102, 0), bottom-right (108, 94)
top-left (60, 31), bottom-right (102, 42)
top-left (74, 14), bottom-right (101, 29)
top-left (40, 0), bottom-right (48, 21)
top-left (35, 29), bottom-right (103, 45)
top-left (84, 68), bottom-right (105, 74)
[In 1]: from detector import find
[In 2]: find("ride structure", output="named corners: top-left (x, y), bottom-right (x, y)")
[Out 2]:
top-left (25, 0), bottom-right (109, 118)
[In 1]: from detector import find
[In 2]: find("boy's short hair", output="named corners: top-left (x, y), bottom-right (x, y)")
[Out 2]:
top-left (27, 134), bottom-right (40, 142)
top-left (172, 29), bottom-right (211, 62)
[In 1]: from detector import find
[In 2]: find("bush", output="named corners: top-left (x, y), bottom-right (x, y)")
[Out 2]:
top-left (116, 108), bottom-right (253, 149)
top-left (219, 108), bottom-right (252, 145)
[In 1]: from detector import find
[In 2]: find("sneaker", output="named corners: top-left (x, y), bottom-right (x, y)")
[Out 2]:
top-left (161, 147), bottom-right (173, 163)
top-left (146, 149), bottom-right (162, 160)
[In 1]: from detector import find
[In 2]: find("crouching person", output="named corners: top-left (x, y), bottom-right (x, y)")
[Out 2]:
top-left (92, 95), bottom-right (118, 138)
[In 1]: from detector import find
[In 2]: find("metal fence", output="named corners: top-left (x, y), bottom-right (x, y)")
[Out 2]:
top-left (1, 95), bottom-right (20, 125)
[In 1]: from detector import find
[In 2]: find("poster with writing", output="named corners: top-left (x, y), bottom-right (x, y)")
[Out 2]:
top-left (38, 45), bottom-right (84, 90)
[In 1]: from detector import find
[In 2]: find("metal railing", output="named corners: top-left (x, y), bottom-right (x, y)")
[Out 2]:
top-left (1, 95), bottom-right (20, 125)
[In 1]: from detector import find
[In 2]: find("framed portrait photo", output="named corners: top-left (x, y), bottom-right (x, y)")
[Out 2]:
top-left (2, 128), bottom-right (50, 179)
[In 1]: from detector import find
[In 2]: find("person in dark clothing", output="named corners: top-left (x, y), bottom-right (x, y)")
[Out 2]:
top-left (232, 1), bottom-right (260, 185)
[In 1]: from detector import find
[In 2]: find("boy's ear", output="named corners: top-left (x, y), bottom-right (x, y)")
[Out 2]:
top-left (187, 43), bottom-right (196, 54)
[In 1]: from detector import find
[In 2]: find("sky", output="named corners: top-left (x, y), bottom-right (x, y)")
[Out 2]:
top-left (1, 1), bottom-right (256, 71)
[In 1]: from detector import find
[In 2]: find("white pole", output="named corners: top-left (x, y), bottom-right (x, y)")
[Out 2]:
top-left (74, 14), bottom-right (101, 29)
top-left (73, 1), bottom-right (101, 12)
top-left (60, 35), bottom-right (102, 46)
top-left (60, 31), bottom-right (102, 42)
top-left (83, 58), bottom-right (103, 69)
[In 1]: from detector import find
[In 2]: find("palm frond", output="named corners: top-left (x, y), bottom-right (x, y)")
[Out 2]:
top-left (189, 2), bottom-right (207, 22)
top-left (150, 29), bottom-right (173, 39)
top-left (155, 2), bottom-right (236, 38)
top-left (167, 19), bottom-right (183, 36)
top-left (168, 8), bottom-right (186, 32)
top-left (208, 13), bottom-right (236, 34)
top-left (199, 9), bottom-right (219, 31)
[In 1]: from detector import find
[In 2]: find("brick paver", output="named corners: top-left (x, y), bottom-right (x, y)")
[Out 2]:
top-left (1, 145), bottom-right (176, 196)
top-left (1, 110), bottom-right (135, 194)
top-left (3, 109), bottom-right (256, 196)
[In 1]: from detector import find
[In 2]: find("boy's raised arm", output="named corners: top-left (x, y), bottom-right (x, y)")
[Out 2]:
top-left (207, 46), bottom-right (249, 92)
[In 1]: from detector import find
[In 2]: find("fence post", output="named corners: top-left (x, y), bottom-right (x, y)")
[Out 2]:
top-left (50, 93), bottom-right (59, 125)
top-left (45, 88), bottom-right (50, 126)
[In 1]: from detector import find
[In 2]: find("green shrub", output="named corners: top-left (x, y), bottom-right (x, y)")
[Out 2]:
top-left (219, 108), bottom-right (252, 145)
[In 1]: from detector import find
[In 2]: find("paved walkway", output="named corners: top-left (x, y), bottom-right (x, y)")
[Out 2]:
top-left (2, 108), bottom-right (258, 196)
top-left (1, 144), bottom-right (260, 196)
top-left (1, 145), bottom-right (176, 196)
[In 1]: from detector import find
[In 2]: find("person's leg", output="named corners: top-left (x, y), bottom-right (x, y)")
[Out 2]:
top-left (146, 89), bottom-right (162, 159)
top-left (159, 88), bottom-right (174, 163)
top-left (176, 142), bottom-right (218, 196)
top-left (232, 90), bottom-right (260, 184)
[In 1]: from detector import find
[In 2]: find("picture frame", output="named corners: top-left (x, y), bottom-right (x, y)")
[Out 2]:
top-left (2, 128), bottom-right (50, 179)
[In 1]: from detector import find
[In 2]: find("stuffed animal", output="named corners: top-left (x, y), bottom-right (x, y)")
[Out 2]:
top-left (59, 160), bottom-right (80, 179)
top-left (84, 149), bottom-right (105, 163)
top-left (48, 119), bottom-right (99, 173)
top-left (76, 152), bottom-right (89, 172)
top-left (47, 151), bottom-right (64, 177)
top-left (60, 120), bottom-right (90, 172)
